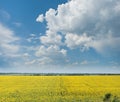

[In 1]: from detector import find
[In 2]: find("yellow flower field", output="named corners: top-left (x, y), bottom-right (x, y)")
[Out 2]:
top-left (0, 75), bottom-right (120, 102)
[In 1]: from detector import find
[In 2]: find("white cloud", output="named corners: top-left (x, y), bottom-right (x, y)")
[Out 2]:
top-left (25, 60), bottom-right (36, 65)
top-left (1, 43), bottom-right (19, 54)
top-left (35, 45), bottom-right (67, 65)
top-left (37, 0), bottom-right (120, 54)
top-left (0, 23), bottom-right (20, 57)
top-left (30, 34), bottom-right (36, 37)
top-left (35, 45), bottom-right (66, 57)
top-left (34, 0), bottom-right (120, 67)
top-left (24, 57), bottom-right (53, 66)
top-left (40, 30), bottom-right (63, 46)
top-left (26, 38), bottom-right (32, 42)
top-left (90, 32), bottom-right (120, 54)
top-left (23, 53), bottom-right (30, 57)
top-left (0, 24), bottom-right (18, 43)
top-left (36, 14), bottom-right (44, 22)
top-left (44, 0), bottom-right (98, 32)
top-left (27, 33), bottom-right (39, 43)
top-left (37, 57), bottom-right (53, 65)
top-left (60, 49), bottom-right (67, 56)
top-left (65, 33), bottom-right (93, 51)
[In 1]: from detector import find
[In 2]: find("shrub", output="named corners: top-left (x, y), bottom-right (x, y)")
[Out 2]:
top-left (103, 93), bottom-right (112, 102)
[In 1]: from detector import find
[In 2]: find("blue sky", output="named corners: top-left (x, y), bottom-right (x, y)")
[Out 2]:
top-left (0, 0), bottom-right (120, 73)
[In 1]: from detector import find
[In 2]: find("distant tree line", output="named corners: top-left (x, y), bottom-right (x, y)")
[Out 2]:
top-left (0, 73), bottom-right (120, 76)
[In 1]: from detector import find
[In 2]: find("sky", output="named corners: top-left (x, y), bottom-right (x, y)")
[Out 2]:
top-left (0, 0), bottom-right (120, 73)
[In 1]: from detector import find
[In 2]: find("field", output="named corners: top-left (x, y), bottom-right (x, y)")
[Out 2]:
top-left (0, 75), bottom-right (120, 102)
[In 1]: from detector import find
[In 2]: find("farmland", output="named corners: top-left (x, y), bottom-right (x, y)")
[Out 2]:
top-left (0, 75), bottom-right (120, 102)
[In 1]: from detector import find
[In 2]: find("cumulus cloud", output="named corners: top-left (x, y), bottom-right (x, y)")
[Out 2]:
top-left (40, 30), bottom-right (63, 46)
top-left (36, 14), bottom-right (44, 22)
top-left (34, 0), bottom-right (120, 67)
top-left (35, 45), bottom-right (67, 57)
top-left (65, 33), bottom-right (93, 51)
top-left (35, 45), bottom-right (67, 65)
top-left (37, 0), bottom-right (120, 54)
top-left (0, 23), bottom-right (20, 57)
top-left (27, 33), bottom-right (39, 43)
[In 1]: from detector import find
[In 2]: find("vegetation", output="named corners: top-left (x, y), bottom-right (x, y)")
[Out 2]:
top-left (0, 75), bottom-right (120, 102)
